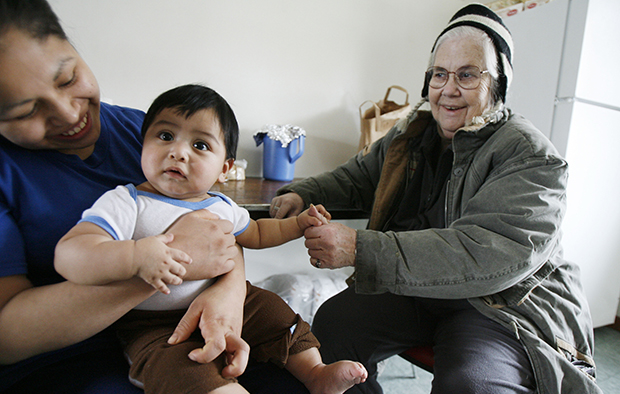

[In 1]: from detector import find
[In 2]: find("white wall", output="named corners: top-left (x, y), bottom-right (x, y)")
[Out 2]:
top-left (50, 0), bottom-right (472, 179)
top-left (47, 0), bottom-right (470, 284)
top-left (49, 1), bottom-right (620, 323)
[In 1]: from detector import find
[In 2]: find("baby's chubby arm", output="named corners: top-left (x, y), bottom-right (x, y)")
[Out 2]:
top-left (235, 204), bottom-right (331, 249)
top-left (54, 222), bottom-right (192, 294)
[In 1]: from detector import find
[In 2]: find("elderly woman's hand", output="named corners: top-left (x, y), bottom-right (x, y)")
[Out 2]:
top-left (304, 222), bottom-right (357, 269)
top-left (270, 192), bottom-right (304, 219)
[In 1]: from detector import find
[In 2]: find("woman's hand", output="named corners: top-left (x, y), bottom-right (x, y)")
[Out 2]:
top-left (165, 209), bottom-right (238, 280)
top-left (270, 192), bottom-right (304, 219)
top-left (304, 222), bottom-right (357, 269)
top-left (168, 284), bottom-right (249, 377)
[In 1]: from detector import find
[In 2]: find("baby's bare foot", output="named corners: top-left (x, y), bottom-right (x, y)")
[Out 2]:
top-left (306, 361), bottom-right (368, 394)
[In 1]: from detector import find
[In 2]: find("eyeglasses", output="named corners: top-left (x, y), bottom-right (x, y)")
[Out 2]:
top-left (426, 66), bottom-right (489, 90)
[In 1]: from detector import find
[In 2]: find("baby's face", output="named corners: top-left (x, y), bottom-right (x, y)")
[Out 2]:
top-left (141, 107), bottom-right (231, 201)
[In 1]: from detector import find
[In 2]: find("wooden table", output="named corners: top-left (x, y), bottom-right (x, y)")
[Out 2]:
top-left (211, 177), bottom-right (367, 219)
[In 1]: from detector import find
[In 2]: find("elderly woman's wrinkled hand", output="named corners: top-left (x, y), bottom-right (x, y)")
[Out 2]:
top-left (270, 192), bottom-right (304, 219)
top-left (304, 222), bottom-right (357, 269)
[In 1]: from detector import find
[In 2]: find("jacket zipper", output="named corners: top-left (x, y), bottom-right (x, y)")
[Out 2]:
top-left (445, 138), bottom-right (457, 226)
top-left (444, 179), bottom-right (450, 226)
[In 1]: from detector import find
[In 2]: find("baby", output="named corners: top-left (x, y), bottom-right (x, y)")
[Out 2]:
top-left (55, 84), bottom-right (367, 394)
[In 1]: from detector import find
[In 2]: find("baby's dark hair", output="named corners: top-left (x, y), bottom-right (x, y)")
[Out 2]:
top-left (141, 84), bottom-right (239, 160)
top-left (0, 0), bottom-right (67, 41)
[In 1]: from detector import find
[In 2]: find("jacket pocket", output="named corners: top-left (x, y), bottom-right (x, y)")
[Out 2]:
top-left (556, 337), bottom-right (597, 381)
top-left (482, 260), bottom-right (556, 308)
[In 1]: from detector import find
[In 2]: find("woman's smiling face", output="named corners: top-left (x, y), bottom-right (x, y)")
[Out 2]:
top-left (429, 36), bottom-right (493, 142)
top-left (0, 29), bottom-right (101, 159)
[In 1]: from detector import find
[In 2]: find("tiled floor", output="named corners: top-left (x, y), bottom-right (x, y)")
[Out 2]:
top-left (593, 326), bottom-right (620, 393)
top-left (378, 326), bottom-right (620, 393)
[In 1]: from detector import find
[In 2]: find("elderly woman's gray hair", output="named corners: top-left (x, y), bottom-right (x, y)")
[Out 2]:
top-left (421, 3), bottom-right (514, 104)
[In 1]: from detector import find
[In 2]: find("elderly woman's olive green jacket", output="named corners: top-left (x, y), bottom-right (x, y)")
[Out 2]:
top-left (279, 107), bottom-right (602, 393)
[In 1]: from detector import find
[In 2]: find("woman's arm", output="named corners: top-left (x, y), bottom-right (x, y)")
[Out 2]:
top-left (275, 146), bottom-right (385, 215)
top-left (164, 211), bottom-right (249, 375)
top-left (1, 210), bottom-right (239, 365)
top-left (168, 244), bottom-right (249, 377)
top-left (0, 274), bottom-right (155, 365)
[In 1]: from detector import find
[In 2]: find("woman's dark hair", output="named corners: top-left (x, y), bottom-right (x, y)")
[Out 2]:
top-left (141, 84), bottom-right (239, 160)
top-left (0, 0), bottom-right (67, 41)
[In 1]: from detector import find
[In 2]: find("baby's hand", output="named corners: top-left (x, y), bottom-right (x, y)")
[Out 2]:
top-left (297, 204), bottom-right (331, 230)
top-left (309, 204), bottom-right (331, 224)
top-left (133, 233), bottom-right (193, 294)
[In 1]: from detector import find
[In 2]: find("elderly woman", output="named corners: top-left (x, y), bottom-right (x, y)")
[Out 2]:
top-left (271, 4), bottom-right (601, 394)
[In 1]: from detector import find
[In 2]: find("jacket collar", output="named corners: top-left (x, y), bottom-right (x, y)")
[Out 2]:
top-left (397, 100), bottom-right (508, 137)
top-left (368, 103), bottom-right (509, 230)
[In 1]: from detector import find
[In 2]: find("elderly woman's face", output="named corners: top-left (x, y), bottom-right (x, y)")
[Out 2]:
top-left (429, 36), bottom-right (492, 141)
top-left (0, 29), bottom-right (101, 159)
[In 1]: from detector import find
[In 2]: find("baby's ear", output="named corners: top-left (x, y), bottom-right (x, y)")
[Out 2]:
top-left (218, 158), bottom-right (235, 183)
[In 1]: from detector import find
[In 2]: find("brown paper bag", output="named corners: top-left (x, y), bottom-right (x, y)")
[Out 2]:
top-left (358, 85), bottom-right (411, 155)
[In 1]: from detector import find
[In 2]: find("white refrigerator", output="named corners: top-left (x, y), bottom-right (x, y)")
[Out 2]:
top-left (503, 0), bottom-right (620, 328)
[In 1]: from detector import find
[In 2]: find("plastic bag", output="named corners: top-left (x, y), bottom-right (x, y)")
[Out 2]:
top-left (254, 270), bottom-right (349, 326)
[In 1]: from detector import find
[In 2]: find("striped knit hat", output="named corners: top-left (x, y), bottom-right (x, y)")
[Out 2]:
top-left (422, 3), bottom-right (514, 103)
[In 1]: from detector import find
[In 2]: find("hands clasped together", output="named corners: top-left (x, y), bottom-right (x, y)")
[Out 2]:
top-left (271, 193), bottom-right (357, 270)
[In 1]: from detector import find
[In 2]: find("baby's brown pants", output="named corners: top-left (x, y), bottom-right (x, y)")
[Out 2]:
top-left (114, 281), bottom-right (319, 393)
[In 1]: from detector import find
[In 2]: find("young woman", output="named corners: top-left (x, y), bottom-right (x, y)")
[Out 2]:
top-left (0, 1), bottom-right (307, 392)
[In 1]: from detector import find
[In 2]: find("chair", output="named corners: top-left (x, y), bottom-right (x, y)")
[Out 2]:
top-left (399, 345), bottom-right (435, 374)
